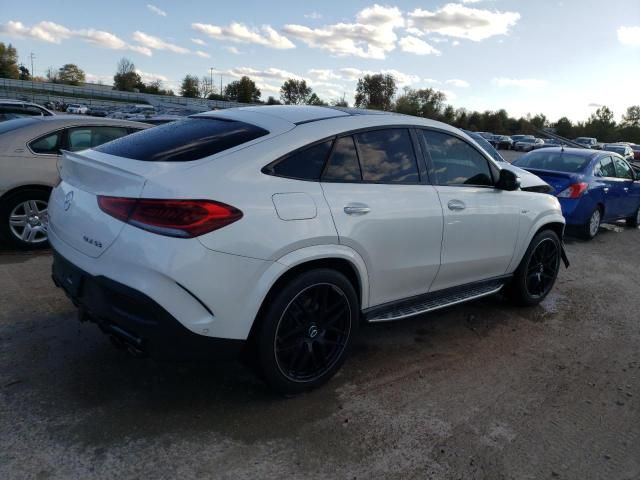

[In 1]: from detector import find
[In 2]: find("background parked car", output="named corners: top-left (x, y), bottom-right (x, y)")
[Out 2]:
top-left (515, 137), bottom-right (544, 152)
top-left (87, 107), bottom-right (109, 117)
top-left (0, 99), bottom-right (54, 122)
top-left (575, 137), bottom-right (597, 149)
top-left (0, 116), bottom-right (150, 249)
top-left (510, 135), bottom-right (534, 149)
top-left (629, 143), bottom-right (640, 162)
top-left (534, 138), bottom-right (561, 149)
top-left (602, 143), bottom-right (634, 161)
top-left (513, 147), bottom-right (640, 239)
top-left (494, 135), bottom-right (514, 150)
top-left (66, 104), bottom-right (89, 114)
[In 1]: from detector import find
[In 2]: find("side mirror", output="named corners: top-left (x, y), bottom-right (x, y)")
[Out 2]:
top-left (497, 169), bottom-right (521, 191)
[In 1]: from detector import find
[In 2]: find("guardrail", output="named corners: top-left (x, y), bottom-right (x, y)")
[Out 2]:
top-left (0, 78), bottom-right (252, 110)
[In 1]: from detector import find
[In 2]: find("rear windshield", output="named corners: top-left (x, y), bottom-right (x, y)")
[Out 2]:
top-left (94, 117), bottom-right (268, 162)
top-left (514, 152), bottom-right (592, 173)
top-left (0, 117), bottom-right (40, 135)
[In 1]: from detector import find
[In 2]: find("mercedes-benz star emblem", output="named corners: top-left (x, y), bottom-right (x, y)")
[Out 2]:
top-left (63, 191), bottom-right (74, 211)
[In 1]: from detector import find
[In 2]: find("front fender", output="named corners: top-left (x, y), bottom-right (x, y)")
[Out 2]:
top-left (507, 202), bottom-right (566, 273)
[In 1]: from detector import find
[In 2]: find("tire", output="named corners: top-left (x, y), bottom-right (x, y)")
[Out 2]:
top-left (256, 269), bottom-right (359, 394)
top-left (580, 207), bottom-right (602, 240)
top-left (506, 229), bottom-right (561, 306)
top-left (0, 189), bottom-right (50, 250)
top-left (626, 206), bottom-right (640, 228)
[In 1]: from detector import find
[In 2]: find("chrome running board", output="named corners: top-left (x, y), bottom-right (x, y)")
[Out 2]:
top-left (365, 280), bottom-right (505, 323)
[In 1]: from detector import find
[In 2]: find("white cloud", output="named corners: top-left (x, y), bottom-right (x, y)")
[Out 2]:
top-left (0, 20), bottom-right (152, 56)
top-left (408, 3), bottom-right (520, 41)
top-left (195, 50), bottom-right (210, 58)
top-left (284, 5), bottom-right (404, 59)
top-left (132, 31), bottom-right (190, 54)
top-left (423, 78), bottom-right (441, 84)
top-left (192, 22), bottom-right (295, 49)
top-left (223, 46), bottom-right (243, 54)
top-left (308, 69), bottom-right (342, 81)
top-left (191, 38), bottom-right (206, 46)
top-left (399, 35), bottom-right (441, 55)
top-left (85, 73), bottom-right (113, 85)
top-left (617, 26), bottom-right (640, 47)
top-left (135, 69), bottom-right (169, 83)
top-left (492, 77), bottom-right (548, 88)
top-left (446, 78), bottom-right (470, 88)
top-left (146, 4), bottom-right (167, 17)
top-left (304, 12), bottom-right (322, 20)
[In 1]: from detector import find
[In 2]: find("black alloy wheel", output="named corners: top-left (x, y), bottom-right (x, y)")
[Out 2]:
top-left (525, 238), bottom-right (560, 299)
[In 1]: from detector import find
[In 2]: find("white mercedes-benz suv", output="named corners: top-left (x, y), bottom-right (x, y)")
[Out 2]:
top-left (49, 106), bottom-right (567, 393)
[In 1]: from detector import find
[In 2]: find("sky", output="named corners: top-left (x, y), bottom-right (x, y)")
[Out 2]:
top-left (1, 0), bottom-right (639, 122)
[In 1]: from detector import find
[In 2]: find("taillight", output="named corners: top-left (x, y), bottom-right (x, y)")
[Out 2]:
top-left (97, 197), bottom-right (242, 238)
top-left (557, 182), bottom-right (588, 199)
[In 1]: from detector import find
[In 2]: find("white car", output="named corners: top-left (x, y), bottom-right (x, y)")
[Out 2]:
top-left (66, 104), bottom-right (89, 114)
top-left (48, 106), bottom-right (567, 393)
top-left (515, 138), bottom-right (544, 152)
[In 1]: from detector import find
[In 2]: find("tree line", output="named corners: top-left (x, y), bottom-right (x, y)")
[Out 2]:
top-left (1, 42), bottom-right (639, 142)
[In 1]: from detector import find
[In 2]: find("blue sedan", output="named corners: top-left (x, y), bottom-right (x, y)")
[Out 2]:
top-left (513, 147), bottom-right (640, 239)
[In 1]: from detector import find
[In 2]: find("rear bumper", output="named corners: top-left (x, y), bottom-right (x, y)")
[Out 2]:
top-left (51, 250), bottom-right (245, 360)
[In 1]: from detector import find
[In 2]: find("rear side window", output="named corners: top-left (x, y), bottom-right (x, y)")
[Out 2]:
top-left (29, 131), bottom-right (62, 155)
top-left (595, 157), bottom-right (616, 177)
top-left (322, 136), bottom-right (361, 182)
top-left (94, 117), bottom-right (268, 162)
top-left (613, 156), bottom-right (633, 179)
top-left (264, 139), bottom-right (334, 181)
top-left (355, 129), bottom-right (419, 183)
top-left (421, 130), bottom-right (493, 186)
top-left (67, 126), bottom-right (130, 152)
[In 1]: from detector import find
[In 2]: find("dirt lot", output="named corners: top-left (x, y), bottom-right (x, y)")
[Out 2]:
top-left (1, 224), bottom-right (639, 480)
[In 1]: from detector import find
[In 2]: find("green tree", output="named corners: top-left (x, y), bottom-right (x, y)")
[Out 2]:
top-left (224, 76), bottom-right (261, 103)
top-left (306, 92), bottom-right (326, 106)
top-left (354, 74), bottom-right (397, 111)
top-left (0, 43), bottom-right (20, 79)
top-left (266, 96), bottom-right (281, 105)
top-left (113, 58), bottom-right (142, 91)
top-left (622, 106), bottom-right (640, 128)
top-left (57, 64), bottom-right (85, 85)
top-left (554, 117), bottom-right (574, 138)
top-left (18, 65), bottom-right (30, 80)
top-left (280, 79), bottom-right (313, 105)
top-left (331, 96), bottom-right (349, 107)
top-left (180, 75), bottom-right (200, 98)
top-left (585, 106), bottom-right (616, 141)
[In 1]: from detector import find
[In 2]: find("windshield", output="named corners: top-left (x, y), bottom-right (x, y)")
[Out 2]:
top-left (605, 145), bottom-right (625, 153)
top-left (520, 138), bottom-right (535, 143)
top-left (513, 152), bottom-right (592, 173)
top-left (576, 138), bottom-right (593, 143)
top-left (468, 133), bottom-right (505, 162)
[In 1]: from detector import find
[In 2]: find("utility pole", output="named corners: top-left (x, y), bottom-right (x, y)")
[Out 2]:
top-left (29, 52), bottom-right (35, 102)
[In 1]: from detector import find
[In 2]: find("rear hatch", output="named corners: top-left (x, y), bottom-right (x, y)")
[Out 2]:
top-left (49, 150), bottom-right (172, 257)
top-left (515, 167), bottom-right (578, 195)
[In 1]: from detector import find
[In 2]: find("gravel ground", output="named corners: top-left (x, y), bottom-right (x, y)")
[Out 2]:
top-left (1, 224), bottom-right (639, 480)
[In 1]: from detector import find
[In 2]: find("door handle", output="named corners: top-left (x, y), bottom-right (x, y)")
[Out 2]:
top-left (624, 187), bottom-right (629, 192)
top-left (447, 200), bottom-right (466, 211)
top-left (344, 203), bottom-right (371, 215)
top-left (603, 187), bottom-right (609, 193)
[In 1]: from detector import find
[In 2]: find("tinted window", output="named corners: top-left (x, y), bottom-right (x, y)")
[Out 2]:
top-left (513, 152), bottom-right (592, 173)
top-left (322, 136), bottom-right (361, 182)
top-left (29, 131), bottom-right (62, 154)
top-left (67, 126), bottom-right (130, 152)
top-left (422, 130), bottom-right (493, 186)
top-left (594, 157), bottom-right (616, 177)
top-left (355, 129), bottom-right (419, 183)
top-left (95, 117), bottom-right (268, 162)
top-left (266, 139), bottom-right (334, 181)
top-left (613, 157), bottom-right (634, 179)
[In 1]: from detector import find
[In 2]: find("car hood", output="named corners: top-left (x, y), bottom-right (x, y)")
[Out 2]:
top-left (500, 162), bottom-right (553, 192)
